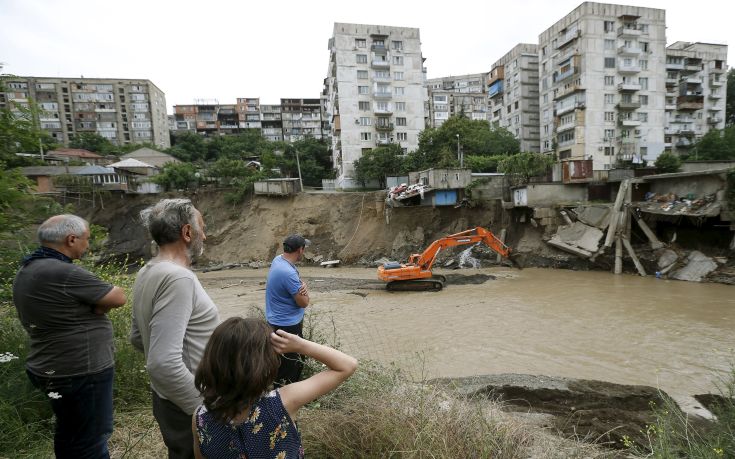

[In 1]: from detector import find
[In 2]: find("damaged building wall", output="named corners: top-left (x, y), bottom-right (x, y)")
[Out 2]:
top-left (646, 174), bottom-right (726, 199)
top-left (513, 183), bottom-right (588, 207)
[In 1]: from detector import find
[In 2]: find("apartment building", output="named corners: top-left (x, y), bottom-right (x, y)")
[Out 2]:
top-left (1, 77), bottom-right (169, 148)
top-left (260, 104), bottom-right (283, 141)
top-left (487, 44), bottom-right (540, 152)
top-left (538, 3), bottom-right (667, 170)
top-left (425, 73), bottom-right (488, 127)
top-left (280, 98), bottom-right (326, 142)
top-left (324, 23), bottom-right (427, 189)
top-left (237, 98), bottom-right (262, 130)
top-left (664, 42), bottom-right (728, 154)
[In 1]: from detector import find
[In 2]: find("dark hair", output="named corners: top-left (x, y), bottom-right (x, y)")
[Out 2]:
top-left (195, 317), bottom-right (280, 422)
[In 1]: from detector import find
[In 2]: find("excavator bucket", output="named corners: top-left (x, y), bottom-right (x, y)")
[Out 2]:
top-left (508, 252), bottom-right (523, 269)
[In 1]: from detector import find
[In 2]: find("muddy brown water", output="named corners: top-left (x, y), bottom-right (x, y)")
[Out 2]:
top-left (200, 266), bottom-right (734, 399)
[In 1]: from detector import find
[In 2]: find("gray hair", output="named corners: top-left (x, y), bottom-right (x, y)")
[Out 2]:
top-left (140, 198), bottom-right (200, 246)
top-left (38, 214), bottom-right (89, 244)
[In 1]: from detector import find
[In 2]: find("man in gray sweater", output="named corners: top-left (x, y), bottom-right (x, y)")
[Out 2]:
top-left (130, 199), bottom-right (219, 459)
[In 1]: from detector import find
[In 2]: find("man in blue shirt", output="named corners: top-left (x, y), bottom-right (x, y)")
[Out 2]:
top-left (266, 234), bottom-right (311, 386)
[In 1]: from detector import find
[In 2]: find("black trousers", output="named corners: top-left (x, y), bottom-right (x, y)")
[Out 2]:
top-left (151, 391), bottom-right (194, 459)
top-left (269, 321), bottom-right (304, 387)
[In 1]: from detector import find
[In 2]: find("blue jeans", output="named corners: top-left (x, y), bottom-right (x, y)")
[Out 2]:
top-left (27, 366), bottom-right (114, 459)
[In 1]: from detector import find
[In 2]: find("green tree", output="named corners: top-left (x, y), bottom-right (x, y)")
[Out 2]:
top-left (463, 155), bottom-right (507, 173)
top-left (167, 131), bottom-right (207, 162)
top-left (726, 68), bottom-right (735, 125)
top-left (353, 144), bottom-right (404, 188)
top-left (498, 152), bottom-right (555, 186)
top-left (207, 158), bottom-right (253, 186)
top-left (406, 116), bottom-right (519, 172)
top-left (69, 132), bottom-right (117, 155)
top-left (691, 125), bottom-right (735, 160)
top-left (277, 138), bottom-right (334, 187)
top-left (654, 152), bottom-right (682, 173)
top-left (152, 162), bottom-right (199, 190)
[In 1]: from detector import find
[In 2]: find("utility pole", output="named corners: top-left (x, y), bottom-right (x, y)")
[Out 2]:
top-left (456, 133), bottom-right (462, 168)
top-left (295, 149), bottom-right (303, 191)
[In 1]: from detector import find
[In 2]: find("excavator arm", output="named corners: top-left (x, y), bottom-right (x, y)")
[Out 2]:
top-left (410, 227), bottom-right (511, 271)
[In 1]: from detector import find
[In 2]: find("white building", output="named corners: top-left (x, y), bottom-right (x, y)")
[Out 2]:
top-left (538, 2), bottom-right (667, 170)
top-left (487, 44), bottom-right (540, 152)
top-left (664, 42), bottom-right (728, 155)
top-left (325, 23), bottom-right (427, 189)
top-left (425, 73), bottom-right (488, 128)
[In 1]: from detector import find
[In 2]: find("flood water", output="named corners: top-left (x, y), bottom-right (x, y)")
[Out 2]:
top-left (205, 266), bottom-right (735, 399)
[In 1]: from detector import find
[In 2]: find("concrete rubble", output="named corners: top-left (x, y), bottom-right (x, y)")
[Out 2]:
top-left (670, 251), bottom-right (718, 282)
top-left (573, 205), bottom-right (611, 230)
top-left (547, 221), bottom-right (604, 257)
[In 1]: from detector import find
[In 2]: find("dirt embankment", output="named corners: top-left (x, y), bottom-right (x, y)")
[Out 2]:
top-left (86, 190), bottom-right (519, 266)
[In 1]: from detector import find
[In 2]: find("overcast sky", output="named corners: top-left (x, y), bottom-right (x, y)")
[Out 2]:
top-left (1, 0), bottom-right (732, 113)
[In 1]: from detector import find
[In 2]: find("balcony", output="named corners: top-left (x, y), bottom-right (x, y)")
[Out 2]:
top-left (618, 45), bottom-right (642, 55)
top-left (677, 100), bottom-right (704, 111)
top-left (665, 103), bottom-right (677, 111)
top-left (553, 66), bottom-right (579, 83)
top-left (618, 63), bottom-right (641, 73)
top-left (683, 64), bottom-right (701, 73)
top-left (676, 138), bottom-right (693, 148)
top-left (556, 29), bottom-right (581, 49)
top-left (707, 116), bottom-right (722, 124)
top-left (616, 101), bottom-right (641, 110)
top-left (709, 64), bottom-right (725, 74)
top-left (373, 91), bottom-right (392, 99)
top-left (371, 60), bottom-right (390, 69)
top-left (376, 138), bottom-right (392, 146)
top-left (488, 80), bottom-right (504, 98)
top-left (617, 82), bottom-right (641, 92)
top-left (671, 116), bottom-right (693, 124)
top-left (618, 26), bottom-right (642, 37)
top-left (710, 77), bottom-right (723, 87)
top-left (555, 83), bottom-right (584, 100)
top-left (664, 127), bottom-right (680, 135)
top-left (619, 118), bottom-right (641, 127)
top-left (666, 62), bottom-right (684, 70)
top-left (665, 77), bottom-right (678, 85)
top-left (708, 93), bottom-right (723, 100)
top-left (373, 107), bottom-right (393, 115)
top-left (375, 122), bottom-right (394, 131)
top-left (371, 44), bottom-right (387, 52)
top-left (681, 76), bottom-right (703, 84)
top-left (679, 126), bottom-right (696, 135)
top-left (708, 105), bottom-right (722, 112)
top-left (554, 101), bottom-right (585, 116)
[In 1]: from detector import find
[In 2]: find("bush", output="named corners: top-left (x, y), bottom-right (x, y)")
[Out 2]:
top-left (654, 152), bottom-right (682, 173)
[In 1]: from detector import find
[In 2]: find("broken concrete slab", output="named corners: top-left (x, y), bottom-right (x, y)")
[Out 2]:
top-left (657, 249), bottom-right (679, 270)
top-left (547, 238), bottom-right (593, 257)
top-left (671, 251), bottom-right (718, 282)
top-left (555, 222), bottom-right (604, 253)
top-left (574, 205), bottom-right (612, 229)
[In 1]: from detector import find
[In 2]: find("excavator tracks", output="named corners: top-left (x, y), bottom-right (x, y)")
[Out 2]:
top-left (386, 274), bottom-right (447, 292)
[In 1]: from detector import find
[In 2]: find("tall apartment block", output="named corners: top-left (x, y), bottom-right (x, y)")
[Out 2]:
top-left (280, 98), bottom-right (326, 142)
top-left (487, 44), bottom-right (540, 152)
top-left (664, 42), bottom-right (728, 154)
top-left (324, 23), bottom-right (427, 189)
top-left (425, 73), bottom-right (488, 127)
top-left (0, 77), bottom-right (169, 149)
top-left (237, 98), bottom-right (262, 130)
top-left (538, 3), bottom-right (667, 170)
top-left (260, 104), bottom-right (283, 141)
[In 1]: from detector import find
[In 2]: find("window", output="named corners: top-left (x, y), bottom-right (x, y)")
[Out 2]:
top-left (396, 132), bottom-right (407, 141)
top-left (355, 38), bottom-right (366, 48)
top-left (395, 102), bottom-right (406, 111)
top-left (543, 94), bottom-right (548, 104)
top-left (605, 94), bottom-right (615, 104)
top-left (640, 24), bottom-right (649, 34)
top-left (604, 39), bottom-right (615, 50)
top-left (640, 146), bottom-right (647, 157)
top-left (359, 101), bottom-right (371, 111)
top-left (392, 56), bottom-right (403, 65)
top-left (638, 112), bottom-right (648, 122)
top-left (357, 70), bottom-right (368, 79)
top-left (605, 129), bottom-right (615, 139)
top-left (393, 72), bottom-right (404, 81)
top-left (361, 132), bottom-right (372, 141)
top-left (374, 70), bottom-right (389, 79)
top-left (507, 104), bottom-right (512, 113)
top-left (392, 40), bottom-right (403, 50)
top-left (356, 54), bottom-right (367, 64)
top-left (605, 111), bottom-right (615, 121)
top-left (604, 57), bottom-right (616, 68)
top-left (359, 117), bottom-right (371, 126)
top-left (639, 95), bottom-right (648, 106)
top-left (639, 59), bottom-right (648, 70)
top-left (396, 117), bottom-right (406, 126)
top-left (639, 77), bottom-right (648, 90)
top-left (605, 75), bottom-right (615, 86)
top-left (640, 42), bottom-right (649, 52)
top-left (372, 39), bottom-right (384, 48)
top-left (542, 46), bottom-right (547, 56)
top-left (394, 87), bottom-right (405, 95)
top-left (604, 146), bottom-right (615, 156)
top-left (358, 86), bottom-right (369, 94)
top-left (376, 101), bottom-right (389, 111)
top-left (544, 125), bottom-right (549, 134)
top-left (604, 21), bottom-right (615, 32)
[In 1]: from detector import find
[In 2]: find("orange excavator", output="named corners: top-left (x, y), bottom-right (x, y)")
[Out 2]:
top-left (377, 227), bottom-right (515, 291)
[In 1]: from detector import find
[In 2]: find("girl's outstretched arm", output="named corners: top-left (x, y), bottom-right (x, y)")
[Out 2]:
top-left (270, 329), bottom-right (358, 418)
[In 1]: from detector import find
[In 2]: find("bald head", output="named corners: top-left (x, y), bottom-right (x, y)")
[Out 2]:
top-left (38, 215), bottom-right (89, 244)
